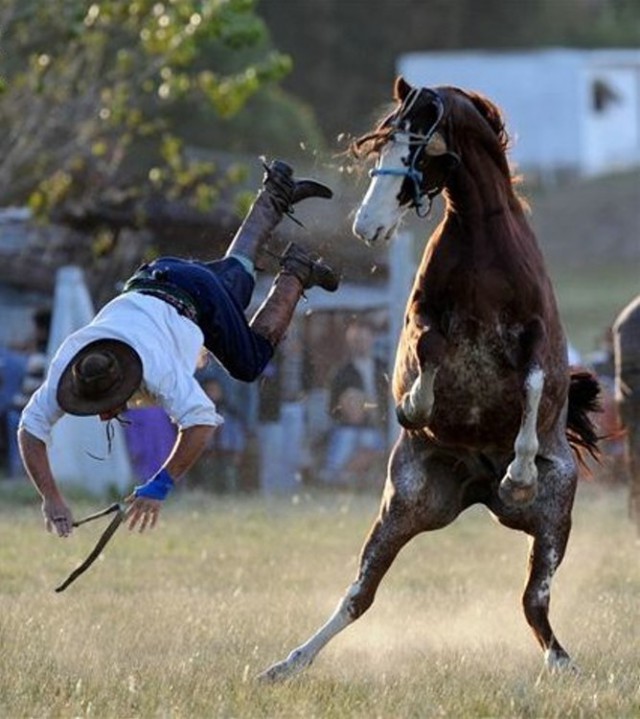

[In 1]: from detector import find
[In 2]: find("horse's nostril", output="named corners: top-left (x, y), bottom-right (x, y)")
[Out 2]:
top-left (359, 226), bottom-right (383, 246)
top-left (352, 218), bottom-right (376, 243)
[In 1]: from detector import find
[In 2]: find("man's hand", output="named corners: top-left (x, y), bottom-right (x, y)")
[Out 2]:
top-left (124, 496), bottom-right (162, 533)
top-left (125, 467), bottom-right (175, 533)
top-left (42, 497), bottom-right (74, 538)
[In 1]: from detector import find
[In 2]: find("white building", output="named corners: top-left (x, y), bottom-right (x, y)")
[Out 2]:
top-left (398, 48), bottom-right (640, 178)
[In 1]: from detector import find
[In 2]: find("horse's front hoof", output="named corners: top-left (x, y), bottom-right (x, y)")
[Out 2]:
top-left (256, 651), bottom-right (311, 683)
top-left (256, 662), bottom-right (289, 684)
top-left (498, 475), bottom-right (537, 507)
top-left (395, 404), bottom-right (426, 430)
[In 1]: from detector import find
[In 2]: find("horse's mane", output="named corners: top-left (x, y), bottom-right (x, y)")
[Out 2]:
top-left (458, 89), bottom-right (510, 155)
top-left (448, 87), bottom-right (513, 183)
top-left (349, 106), bottom-right (396, 159)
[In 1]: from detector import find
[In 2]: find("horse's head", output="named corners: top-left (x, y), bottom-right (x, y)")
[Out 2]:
top-left (352, 77), bottom-right (510, 245)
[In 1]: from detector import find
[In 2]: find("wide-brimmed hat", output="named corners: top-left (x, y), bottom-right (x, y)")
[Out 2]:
top-left (57, 339), bottom-right (143, 416)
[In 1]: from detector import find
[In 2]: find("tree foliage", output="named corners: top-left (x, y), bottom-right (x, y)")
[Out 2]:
top-left (0, 0), bottom-right (323, 218)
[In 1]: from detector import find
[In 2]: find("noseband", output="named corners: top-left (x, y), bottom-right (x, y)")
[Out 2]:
top-left (369, 87), bottom-right (452, 217)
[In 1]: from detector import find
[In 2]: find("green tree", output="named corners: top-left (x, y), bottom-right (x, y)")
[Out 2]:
top-left (0, 0), bottom-right (324, 219)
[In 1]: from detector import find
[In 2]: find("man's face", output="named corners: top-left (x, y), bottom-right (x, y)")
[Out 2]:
top-left (99, 403), bottom-right (127, 421)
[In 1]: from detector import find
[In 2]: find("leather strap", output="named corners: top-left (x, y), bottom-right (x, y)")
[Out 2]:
top-left (55, 503), bottom-right (126, 593)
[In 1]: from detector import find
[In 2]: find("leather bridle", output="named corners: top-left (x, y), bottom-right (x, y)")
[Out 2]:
top-left (369, 87), bottom-right (458, 217)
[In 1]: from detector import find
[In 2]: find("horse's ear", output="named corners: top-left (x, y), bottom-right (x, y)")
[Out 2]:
top-left (394, 76), bottom-right (412, 102)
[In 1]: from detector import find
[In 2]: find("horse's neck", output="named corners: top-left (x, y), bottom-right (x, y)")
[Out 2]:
top-left (445, 154), bottom-right (518, 222)
top-left (418, 157), bottom-right (548, 307)
top-left (438, 157), bottom-right (534, 266)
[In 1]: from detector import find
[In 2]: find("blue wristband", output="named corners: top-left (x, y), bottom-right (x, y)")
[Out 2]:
top-left (133, 468), bottom-right (175, 501)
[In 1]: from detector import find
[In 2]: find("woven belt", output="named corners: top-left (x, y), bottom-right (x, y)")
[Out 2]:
top-left (123, 277), bottom-right (199, 324)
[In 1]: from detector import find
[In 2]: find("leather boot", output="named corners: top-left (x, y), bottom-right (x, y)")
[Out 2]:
top-left (279, 242), bottom-right (339, 292)
top-left (225, 160), bottom-right (333, 263)
top-left (249, 274), bottom-right (303, 347)
top-left (250, 244), bottom-right (340, 347)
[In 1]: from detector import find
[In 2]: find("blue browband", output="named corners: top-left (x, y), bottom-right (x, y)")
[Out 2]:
top-left (369, 87), bottom-right (445, 217)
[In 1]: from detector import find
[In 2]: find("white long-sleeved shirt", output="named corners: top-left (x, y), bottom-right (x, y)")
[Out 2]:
top-left (20, 292), bottom-right (223, 444)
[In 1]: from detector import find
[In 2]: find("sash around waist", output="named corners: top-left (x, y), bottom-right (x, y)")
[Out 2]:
top-left (122, 277), bottom-right (199, 324)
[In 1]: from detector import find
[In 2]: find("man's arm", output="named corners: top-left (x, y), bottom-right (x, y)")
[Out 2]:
top-left (164, 424), bottom-right (215, 479)
top-left (126, 424), bottom-right (215, 532)
top-left (18, 427), bottom-right (75, 537)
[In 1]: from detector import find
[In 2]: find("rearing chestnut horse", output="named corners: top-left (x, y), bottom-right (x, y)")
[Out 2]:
top-left (259, 77), bottom-right (599, 682)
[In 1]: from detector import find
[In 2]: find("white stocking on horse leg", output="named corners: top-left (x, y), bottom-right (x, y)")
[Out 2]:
top-left (499, 367), bottom-right (543, 506)
top-left (522, 531), bottom-right (578, 679)
top-left (257, 581), bottom-right (361, 682)
top-left (398, 366), bottom-right (437, 428)
top-left (258, 487), bottom-right (423, 683)
top-left (257, 528), bottom-right (403, 683)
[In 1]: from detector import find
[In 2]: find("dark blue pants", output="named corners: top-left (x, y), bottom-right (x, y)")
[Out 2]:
top-left (128, 256), bottom-right (274, 382)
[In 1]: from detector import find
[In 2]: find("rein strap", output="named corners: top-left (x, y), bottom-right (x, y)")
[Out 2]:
top-left (55, 502), bottom-right (126, 593)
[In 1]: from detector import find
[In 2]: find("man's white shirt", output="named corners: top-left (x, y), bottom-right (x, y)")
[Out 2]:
top-left (20, 293), bottom-right (223, 444)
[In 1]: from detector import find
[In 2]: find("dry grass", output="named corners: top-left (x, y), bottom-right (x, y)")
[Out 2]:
top-left (0, 482), bottom-right (638, 718)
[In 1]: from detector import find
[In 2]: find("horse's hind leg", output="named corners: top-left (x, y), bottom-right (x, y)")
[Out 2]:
top-left (513, 448), bottom-right (579, 674)
top-left (493, 436), bottom-right (579, 676)
top-left (258, 436), bottom-right (460, 682)
top-left (523, 523), bottom-right (576, 673)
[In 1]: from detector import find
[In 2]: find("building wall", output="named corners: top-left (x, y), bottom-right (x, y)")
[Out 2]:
top-left (581, 62), bottom-right (640, 176)
top-left (398, 49), bottom-right (640, 179)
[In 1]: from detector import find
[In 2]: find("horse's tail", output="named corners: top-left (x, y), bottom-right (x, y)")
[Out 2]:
top-left (566, 369), bottom-right (601, 465)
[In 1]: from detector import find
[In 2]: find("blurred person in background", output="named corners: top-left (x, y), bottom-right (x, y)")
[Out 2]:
top-left (122, 406), bottom-right (177, 485)
top-left (5, 306), bottom-right (51, 479)
top-left (0, 346), bottom-right (27, 477)
top-left (321, 317), bottom-right (388, 489)
top-left (188, 375), bottom-right (247, 493)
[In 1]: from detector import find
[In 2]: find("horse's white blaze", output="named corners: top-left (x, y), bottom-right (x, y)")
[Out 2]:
top-left (352, 140), bottom-right (408, 244)
top-left (506, 366), bottom-right (544, 490)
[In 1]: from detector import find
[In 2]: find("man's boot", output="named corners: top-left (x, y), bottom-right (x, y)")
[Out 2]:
top-left (226, 160), bottom-right (333, 263)
top-left (250, 242), bottom-right (340, 347)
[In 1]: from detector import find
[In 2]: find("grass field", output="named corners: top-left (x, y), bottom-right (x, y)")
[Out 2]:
top-left (0, 482), bottom-right (638, 718)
